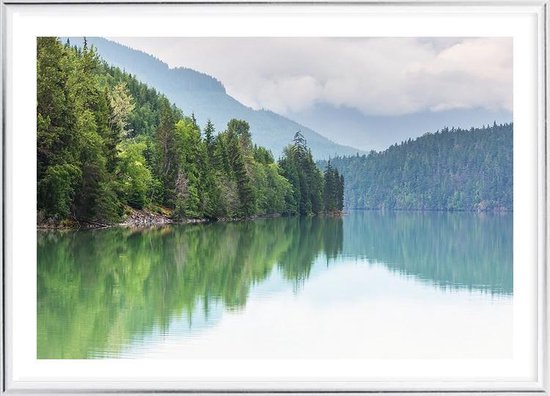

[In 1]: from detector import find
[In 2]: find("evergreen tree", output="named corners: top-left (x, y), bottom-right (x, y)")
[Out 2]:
top-left (37, 37), bottom-right (340, 225)
top-left (225, 123), bottom-right (256, 217)
top-left (322, 123), bottom-right (512, 212)
top-left (279, 131), bottom-right (325, 216)
top-left (154, 98), bottom-right (180, 206)
top-left (173, 117), bottom-right (204, 218)
top-left (204, 120), bottom-right (216, 158)
top-left (37, 37), bottom-right (81, 219)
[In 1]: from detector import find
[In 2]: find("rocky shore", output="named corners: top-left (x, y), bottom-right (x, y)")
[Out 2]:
top-left (38, 207), bottom-right (207, 230)
top-left (119, 208), bottom-right (174, 227)
top-left (120, 208), bottom-right (214, 227)
top-left (38, 207), bottom-right (281, 230)
top-left (37, 208), bottom-right (342, 231)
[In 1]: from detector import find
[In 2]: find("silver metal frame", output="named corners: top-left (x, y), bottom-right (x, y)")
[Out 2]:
top-left (1, 1), bottom-right (548, 394)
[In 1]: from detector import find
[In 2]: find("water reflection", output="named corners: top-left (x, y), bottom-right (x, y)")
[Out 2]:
top-left (37, 211), bottom-right (512, 358)
top-left (343, 211), bottom-right (512, 294)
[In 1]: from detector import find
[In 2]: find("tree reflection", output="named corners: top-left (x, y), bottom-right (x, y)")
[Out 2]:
top-left (37, 211), bottom-right (512, 359)
top-left (342, 211), bottom-right (512, 294)
top-left (38, 216), bottom-right (343, 358)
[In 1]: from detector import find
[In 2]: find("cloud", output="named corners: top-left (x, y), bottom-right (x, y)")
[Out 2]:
top-left (111, 37), bottom-right (512, 117)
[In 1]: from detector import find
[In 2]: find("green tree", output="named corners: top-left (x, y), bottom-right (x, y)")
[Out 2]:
top-left (116, 140), bottom-right (152, 209)
top-left (154, 98), bottom-right (181, 206)
top-left (279, 131), bottom-right (325, 215)
top-left (37, 37), bottom-right (340, 225)
top-left (173, 118), bottom-right (204, 218)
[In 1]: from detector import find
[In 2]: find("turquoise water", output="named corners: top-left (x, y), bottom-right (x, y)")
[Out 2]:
top-left (37, 210), bottom-right (512, 359)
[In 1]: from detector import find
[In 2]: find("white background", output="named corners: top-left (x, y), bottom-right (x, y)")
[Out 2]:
top-left (3, 2), bottom-right (544, 392)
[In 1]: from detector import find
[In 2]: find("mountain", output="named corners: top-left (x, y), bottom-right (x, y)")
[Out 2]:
top-left (67, 37), bottom-right (362, 160)
top-left (320, 123), bottom-right (513, 211)
top-left (288, 103), bottom-right (513, 152)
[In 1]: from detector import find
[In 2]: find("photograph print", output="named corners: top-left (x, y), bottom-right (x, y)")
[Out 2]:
top-left (37, 37), bottom-right (512, 360)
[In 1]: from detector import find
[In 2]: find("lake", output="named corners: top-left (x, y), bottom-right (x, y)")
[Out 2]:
top-left (37, 210), bottom-right (512, 359)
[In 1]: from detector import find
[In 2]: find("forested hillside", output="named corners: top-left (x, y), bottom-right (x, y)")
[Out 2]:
top-left (323, 123), bottom-right (512, 211)
top-left (67, 37), bottom-right (362, 160)
top-left (37, 37), bottom-right (343, 225)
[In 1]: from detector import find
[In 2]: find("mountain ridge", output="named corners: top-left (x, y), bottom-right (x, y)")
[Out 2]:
top-left (289, 103), bottom-right (513, 152)
top-left (320, 123), bottom-right (513, 211)
top-left (67, 37), bottom-right (362, 160)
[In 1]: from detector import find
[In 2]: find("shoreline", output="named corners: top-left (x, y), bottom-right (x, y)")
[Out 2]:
top-left (36, 206), bottom-right (509, 231)
top-left (37, 208), bottom-right (313, 231)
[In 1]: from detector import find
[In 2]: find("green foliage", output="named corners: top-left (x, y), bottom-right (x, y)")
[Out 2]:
top-left (69, 37), bottom-right (362, 160)
top-left (116, 140), bottom-right (152, 209)
top-left (279, 131), bottom-right (339, 215)
top-left (38, 37), bottom-right (124, 223)
top-left (173, 118), bottom-right (204, 218)
top-left (322, 123), bottom-right (513, 212)
top-left (38, 164), bottom-right (82, 218)
top-left (203, 120), bottom-right (216, 158)
top-left (108, 82), bottom-right (135, 137)
top-left (37, 37), bottom-right (342, 224)
top-left (323, 160), bottom-right (344, 213)
top-left (253, 145), bottom-right (274, 165)
top-left (227, 118), bottom-right (253, 151)
top-left (154, 97), bottom-right (181, 207)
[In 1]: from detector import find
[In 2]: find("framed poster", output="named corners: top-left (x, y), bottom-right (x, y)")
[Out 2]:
top-left (2, 0), bottom-right (547, 394)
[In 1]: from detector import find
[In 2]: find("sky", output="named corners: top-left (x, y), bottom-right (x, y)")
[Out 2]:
top-left (112, 37), bottom-right (512, 119)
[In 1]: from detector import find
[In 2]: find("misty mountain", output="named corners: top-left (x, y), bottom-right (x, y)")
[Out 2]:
top-left (288, 104), bottom-right (512, 152)
top-left (67, 37), bottom-right (362, 160)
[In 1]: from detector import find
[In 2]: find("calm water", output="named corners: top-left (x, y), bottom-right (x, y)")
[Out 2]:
top-left (37, 211), bottom-right (512, 359)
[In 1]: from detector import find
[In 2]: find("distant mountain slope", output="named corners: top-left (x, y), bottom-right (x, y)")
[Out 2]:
top-left (289, 103), bottom-right (513, 152)
top-left (68, 37), bottom-right (361, 160)
top-left (321, 123), bottom-right (513, 211)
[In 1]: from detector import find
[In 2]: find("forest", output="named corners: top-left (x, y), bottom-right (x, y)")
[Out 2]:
top-left (69, 37), bottom-right (361, 159)
top-left (322, 123), bottom-right (513, 211)
top-left (37, 37), bottom-right (344, 225)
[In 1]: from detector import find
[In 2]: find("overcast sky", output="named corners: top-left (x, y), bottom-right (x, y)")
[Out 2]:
top-left (112, 37), bottom-right (512, 118)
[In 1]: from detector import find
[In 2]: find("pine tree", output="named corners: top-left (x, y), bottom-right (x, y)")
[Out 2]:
top-left (204, 120), bottom-right (215, 158)
top-left (154, 98), bottom-right (180, 206)
top-left (37, 37), bottom-right (339, 225)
